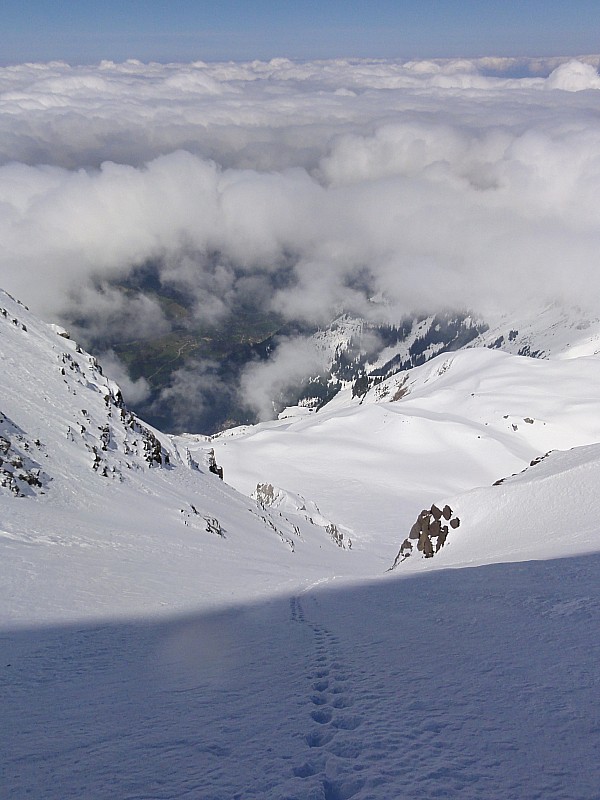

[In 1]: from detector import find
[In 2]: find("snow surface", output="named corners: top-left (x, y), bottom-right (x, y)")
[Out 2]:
top-left (2, 289), bottom-right (600, 798)
top-left (470, 301), bottom-right (600, 360)
top-left (210, 345), bottom-right (600, 563)
top-left (3, 559), bottom-right (599, 799)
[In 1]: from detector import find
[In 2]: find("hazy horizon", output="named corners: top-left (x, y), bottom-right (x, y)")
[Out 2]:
top-left (3, 1), bottom-right (600, 64)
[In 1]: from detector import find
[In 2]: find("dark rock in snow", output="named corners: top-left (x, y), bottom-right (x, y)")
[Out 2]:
top-left (436, 526), bottom-right (448, 551)
top-left (391, 503), bottom-right (461, 567)
top-left (207, 448), bottom-right (224, 479)
top-left (409, 521), bottom-right (421, 540)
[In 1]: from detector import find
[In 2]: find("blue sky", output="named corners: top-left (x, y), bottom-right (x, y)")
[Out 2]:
top-left (2, 0), bottom-right (600, 64)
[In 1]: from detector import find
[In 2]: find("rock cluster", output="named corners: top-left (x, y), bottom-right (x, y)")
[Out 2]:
top-left (206, 448), bottom-right (224, 479)
top-left (391, 504), bottom-right (460, 568)
top-left (179, 504), bottom-right (225, 537)
top-left (253, 482), bottom-right (352, 549)
top-left (0, 413), bottom-right (49, 497)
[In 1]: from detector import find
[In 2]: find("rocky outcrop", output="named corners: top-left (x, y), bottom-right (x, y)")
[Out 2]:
top-left (206, 448), bottom-right (224, 479)
top-left (180, 504), bottom-right (225, 536)
top-left (1, 288), bottom-right (180, 494)
top-left (0, 413), bottom-right (49, 497)
top-left (390, 503), bottom-right (460, 568)
top-left (254, 482), bottom-right (352, 549)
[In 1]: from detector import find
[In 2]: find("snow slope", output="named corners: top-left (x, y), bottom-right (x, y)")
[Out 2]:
top-left (3, 556), bottom-right (599, 799)
top-left (2, 291), bottom-right (600, 799)
top-left (209, 346), bottom-right (600, 565)
top-left (0, 289), bottom-right (364, 626)
top-left (470, 301), bottom-right (600, 360)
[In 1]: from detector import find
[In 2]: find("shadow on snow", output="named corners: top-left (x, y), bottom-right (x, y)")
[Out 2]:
top-left (2, 554), bottom-right (600, 799)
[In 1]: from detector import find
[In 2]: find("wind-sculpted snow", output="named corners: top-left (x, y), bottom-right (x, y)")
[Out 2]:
top-left (388, 440), bottom-right (600, 569)
top-left (427, 443), bottom-right (600, 568)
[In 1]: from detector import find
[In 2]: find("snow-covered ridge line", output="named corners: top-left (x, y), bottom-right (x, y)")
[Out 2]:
top-left (0, 287), bottom-right (174, 497)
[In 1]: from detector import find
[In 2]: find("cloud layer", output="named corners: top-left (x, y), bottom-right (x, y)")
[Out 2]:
top-left (2, 56), bottom-right (600, 418)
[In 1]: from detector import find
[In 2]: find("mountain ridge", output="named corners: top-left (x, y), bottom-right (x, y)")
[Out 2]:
top-left (0, 288), bottom-right (364, 626)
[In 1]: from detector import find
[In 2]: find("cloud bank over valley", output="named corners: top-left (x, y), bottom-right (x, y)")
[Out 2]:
top-left (2, 55), bottom-right (600, 428)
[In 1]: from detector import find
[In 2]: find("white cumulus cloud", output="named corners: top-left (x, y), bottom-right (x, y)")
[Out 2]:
top-left (1, 55), bottom-right (600, 415)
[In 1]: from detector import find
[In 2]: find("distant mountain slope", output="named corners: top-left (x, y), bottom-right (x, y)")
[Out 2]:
top-left (70, 283), bottom-right (600, 434)
top-left (468, 302), bottom-right (600, 359)
top-left (209, 345), bottom-right (600, 564)
top-left (293, 310), bottom-right (487, 411)
top-left (301, 302), bottom-right (600, 411)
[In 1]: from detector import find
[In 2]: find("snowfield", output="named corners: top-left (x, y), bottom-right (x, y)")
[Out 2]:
top-left (3, 558), bottom-right (599, 799)
top-left (1, 288), bottom-right (600, 798)
top-left (209, 345), bottom-right (600, 564)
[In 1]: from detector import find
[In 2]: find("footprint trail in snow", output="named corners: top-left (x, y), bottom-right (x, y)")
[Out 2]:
top-left (3, 557), bottom-right (599, 800)
top-left (289, 594), bottom-right (368, 800)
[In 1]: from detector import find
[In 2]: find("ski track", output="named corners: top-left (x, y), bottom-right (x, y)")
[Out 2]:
top-left (2, 555), bottom-right (600, 799)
